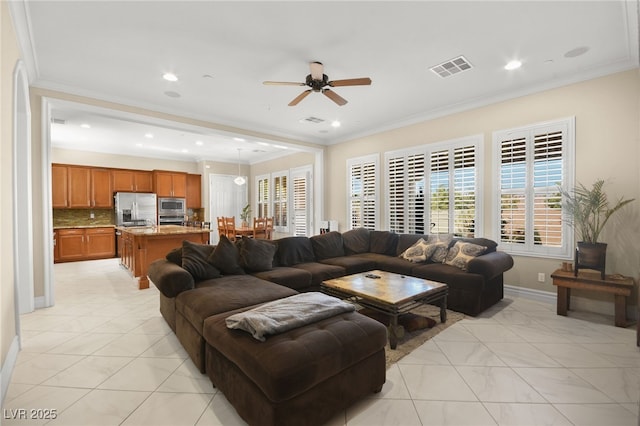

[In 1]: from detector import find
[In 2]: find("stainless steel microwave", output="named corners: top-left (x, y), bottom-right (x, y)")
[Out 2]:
top-left (158, 197), bottom-right (185, 215)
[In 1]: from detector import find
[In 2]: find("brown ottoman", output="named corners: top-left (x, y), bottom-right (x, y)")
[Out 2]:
top-left (203, 307), bottom-right (387, 426)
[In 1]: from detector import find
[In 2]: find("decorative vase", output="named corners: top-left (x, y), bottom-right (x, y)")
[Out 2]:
top-left (575, 242), bottom-right (607, 279)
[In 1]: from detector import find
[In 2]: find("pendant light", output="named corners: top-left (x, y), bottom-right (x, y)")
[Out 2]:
top-left (234, 148), bottom-right (246, 186)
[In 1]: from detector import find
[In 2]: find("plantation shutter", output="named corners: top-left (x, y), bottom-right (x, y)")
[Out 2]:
top-left (273, 173), bottom-right (288, 230)
top-left (256, 176), bottom-right (269, 218)
top-left (532, 130), bottom-right (563, 247)
top-left (292, 175), bottom-right (307, 236)
top-left (499, 134), bottom-right (527, 244)
top-left (429, 150), bottom-right (449, 234)
top-left (348, 157), bottom-right (378, 230)
top-left (387, 155), bottom-right (405, 233)
top-left (407, 153), bottom-right (426, 234)
top-left (453, 145), bottom-right (476, 237)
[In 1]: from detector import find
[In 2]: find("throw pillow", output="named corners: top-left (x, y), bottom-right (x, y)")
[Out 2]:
top-left (400, 238), bottom-right (438, 263)
top-left (237, 236), bottom-right (277, 272)
top-left (429, 234), bottom-right (454, 263)
top-left (208, 235), bottom-right (245, 275)
top-left (342, 228), bottom-right (371, 255)
top-left (444, 241), bottom-right (487, 270)
top-left (181, 241), bottom-right (221, 281)
top-left (276, 236), bottom-right (316, 266)
top-left (166, 247), bottom-right (183, 265)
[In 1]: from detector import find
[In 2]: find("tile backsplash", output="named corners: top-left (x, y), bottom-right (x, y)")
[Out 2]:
top-left (53, 209), bottom-right (114, 227)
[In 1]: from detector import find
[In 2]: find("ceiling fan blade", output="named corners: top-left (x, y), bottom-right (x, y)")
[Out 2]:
top-left (323, 89), bottom-right (348, 106)
top-left (288, 90), bottom-right (312, 106)
top-left (263, 81), bottom-right (306, 86)
top-left (309, 61), bottom-right (324, 80)
top-left (328, 77), bottom-right (372, 87)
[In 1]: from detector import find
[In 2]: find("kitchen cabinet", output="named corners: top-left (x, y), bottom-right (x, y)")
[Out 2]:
top-left (52, 164), bottom-right (68, 208)
top-left (112, 169), bottom-right (153, 193)
top-left (153, 171), bottom-right (187, 198)
top-left (52, 164), bottom-right (114, 208)
top-left (187, 174), bottom-right (202, 209)
top-left (56, 227), bottom-right (116, 262)
top-left (53, 230), bottom-right (60, 263)
top-left (91, 168), bottom-right (113, 207)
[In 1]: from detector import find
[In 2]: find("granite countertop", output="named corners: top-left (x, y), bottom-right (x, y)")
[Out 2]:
top-left (54, 224), bottom-right (116, 230)
top-left (117, 225), bottom-right (211, 235)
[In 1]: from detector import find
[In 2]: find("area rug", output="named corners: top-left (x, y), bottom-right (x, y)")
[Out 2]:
top-left (358, 305), bottom-right (464, 369)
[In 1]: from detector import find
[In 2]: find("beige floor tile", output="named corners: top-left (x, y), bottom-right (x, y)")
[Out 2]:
top-left (483, 402), bottom-right (572, 425)
top-left (97, 357), bottom-right (183, 391)
top-left (399, 364), bottom-right (477, 401)
top-left (413, 401), bottom-right (497, 426)
top-left (2, 386), bottom-right (90, 426)
top-left (42, 355), bottom-right (133, 388)
top-left (10, 353), bottom-right (85, 385)
top-left (346, 398), bottom-right (422, 426)
top-left (554, 403), bottom-right (639, 426)
top-left (195, 393), bottom-right (248, 426)
top-left (455, 366), bottom-right (546, 403)
top-left (121, 392), bottom-right (213, 426)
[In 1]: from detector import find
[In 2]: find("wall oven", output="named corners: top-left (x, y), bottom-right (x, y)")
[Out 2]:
top-left (158, 197), bottom-right (186, 225)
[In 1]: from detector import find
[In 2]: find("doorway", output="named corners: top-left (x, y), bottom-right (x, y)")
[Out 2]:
top-left (209, 174), bottom-right (248, 244)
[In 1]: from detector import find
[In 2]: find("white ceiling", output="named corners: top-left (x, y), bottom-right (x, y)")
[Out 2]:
top-left (13, 1), bottom-right (639, 164)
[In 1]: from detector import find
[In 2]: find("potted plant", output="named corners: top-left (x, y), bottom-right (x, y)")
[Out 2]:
top-left (560, 179), bottom-right (634, 278)
top-left (240, 203), bottom-right (252, 228)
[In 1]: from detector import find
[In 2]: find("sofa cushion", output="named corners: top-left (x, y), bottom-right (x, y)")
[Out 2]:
top-left (237, 236), bottom-right (277, 272)
top-left (178, 275), bottom-right (297, 333)
top-left (291, 262), bottom-right (346, 286)
top-left (209, 235), bottom-right (245, 275)
top-left (252, 267), bottom-right (313, 291)
top-left (320, 256), bottom-right (377, 275)
top-left (444, 241), bottom-right (487, 271)
top-left (396, 234), bottom-right (426, 256)
top-left (310, 231), bottom-right (345, 260)
top-left (276, 236), bottom-right (316, 266)
top-left (411, 263), bottom-right (485, 292)
top-left (369, 231), bottom-right (398, 256)
top-left (181, 241), bottom-right (221, 281)
top-left (342, 228), bottom-right (371, 255)
top-left (368, 255), bottom-right (414, 275)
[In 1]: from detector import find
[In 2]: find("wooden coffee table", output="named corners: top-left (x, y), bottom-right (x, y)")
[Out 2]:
top-left (321, 270), bottom-right (448, 349)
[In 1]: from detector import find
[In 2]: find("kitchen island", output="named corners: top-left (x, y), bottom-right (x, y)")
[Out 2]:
top-left (119, 225), bottom-right (211, 289)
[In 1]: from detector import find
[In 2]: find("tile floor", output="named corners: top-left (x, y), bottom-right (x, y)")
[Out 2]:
top-left (3, 258), bottom-right (639, 425)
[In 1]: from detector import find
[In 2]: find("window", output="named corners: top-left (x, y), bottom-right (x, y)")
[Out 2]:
top-left (272, 171), bottom-right (288, 232)
top-left (494, 117), bottom-right (574, 258)
top-left (347, 155), bottom-right (379, 230)
top-left (256, 174), bottom-right (269, 218)
top-left (385, 136), bottom-right (481, 236)
top-left (291, 167), bottom-right (311, 236)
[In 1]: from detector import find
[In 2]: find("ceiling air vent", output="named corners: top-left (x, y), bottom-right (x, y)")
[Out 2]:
top-left (300, 116), bottom-right (325, 124)
top-left (430, 56), bottom-right (473, 78)
top-left (51, 118), bottom-right (66, 125)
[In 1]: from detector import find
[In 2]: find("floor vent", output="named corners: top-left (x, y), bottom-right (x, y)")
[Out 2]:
top-left (430, 56), bottom-right (473, 78)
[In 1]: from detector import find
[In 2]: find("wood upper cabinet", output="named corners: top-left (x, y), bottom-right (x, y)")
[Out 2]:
top-left (67, 166), bottom-right (91, 208)
top-left (187, 174), bottom-right (202, 209)
top-left (91, 168), bottom-right (113, 207)
top-left (52, 164), bottom-right (69, 208)
top-left (153, 171), bottom-right (187, 198)
top-left (112, 169), bottom-right (153, 193)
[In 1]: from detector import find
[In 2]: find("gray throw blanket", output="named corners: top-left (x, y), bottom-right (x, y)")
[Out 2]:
top-left (225, 292), bottom-right (355, 341)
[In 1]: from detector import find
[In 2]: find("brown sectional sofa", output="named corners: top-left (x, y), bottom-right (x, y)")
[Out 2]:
top-left (147, 228), bottom-right (513, 425)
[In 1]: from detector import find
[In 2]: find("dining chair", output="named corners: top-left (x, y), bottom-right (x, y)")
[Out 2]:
top-left (265, 217), bottom-right (274, 240)
top-left (252, 217), bottom-right (268, 239)
top-left (224, 216), bottom-right (239, 241)
top-left (216, 217), bottom-right (226, 239)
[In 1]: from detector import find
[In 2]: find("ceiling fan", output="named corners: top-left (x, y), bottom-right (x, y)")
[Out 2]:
top-left (263, 61), bottom-right (372, 106)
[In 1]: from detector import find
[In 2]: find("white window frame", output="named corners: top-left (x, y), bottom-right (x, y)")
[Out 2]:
top-left (384, 135), bottom-right (483, 236)
top-left (255, 173), bottom-right (270, 219)
top-left (291, 165), bottom-right (313, 236)
top-left (492, 117), bottom-right (575, 259)
top-left (346, 154), bottom-right (379, 230)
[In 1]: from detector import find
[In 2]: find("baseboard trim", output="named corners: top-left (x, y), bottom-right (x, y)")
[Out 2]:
top-left (34, 296), bottom-right (46, 309)
top-left (504, 284), bottom-right (556, 304)
top-left (1, 336), bottom-right (20, 406)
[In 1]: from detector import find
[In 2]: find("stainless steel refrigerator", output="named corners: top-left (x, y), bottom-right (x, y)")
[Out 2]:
top-left (114, 192), bottom-right (157, 226)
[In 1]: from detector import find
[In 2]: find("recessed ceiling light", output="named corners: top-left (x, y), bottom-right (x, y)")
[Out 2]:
top-left (144, 133), bottom-right (154, 139)
top-left (331, 120), bottom-right (341, 128)
top-left (233, 137), bottom-right (246, 142)
top-left (195, 140), bottom-right (204, 146)
top-left (163, 72), bottom-right (178, 82)
top-left (257, 142), bottom-right (270, 147)
top-left (80, 123), bottom-right (91, 129)
top-left (504, 60), bottom-right (522, 70)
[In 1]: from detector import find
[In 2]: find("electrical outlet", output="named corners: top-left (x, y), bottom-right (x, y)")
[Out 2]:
top-left (89, 212), bottom-right (95, 219)
top-left (537, 272), bottom-right (545, 283)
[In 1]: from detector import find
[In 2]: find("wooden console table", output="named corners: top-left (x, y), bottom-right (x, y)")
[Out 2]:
top-left (551, 269), bottom-right (634, 327)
